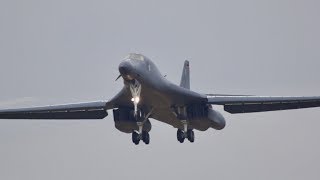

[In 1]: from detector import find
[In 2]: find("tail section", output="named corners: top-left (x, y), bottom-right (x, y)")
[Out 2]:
top-left (180, 60), bottom-right (190, 89)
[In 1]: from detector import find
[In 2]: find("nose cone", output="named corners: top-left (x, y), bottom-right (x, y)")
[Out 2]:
top-left (119, 61), bottom-right (134, 80)
top-left (119, 61), bottom-right (131, 75)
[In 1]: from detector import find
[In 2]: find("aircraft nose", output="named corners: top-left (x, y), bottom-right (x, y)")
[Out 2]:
top-left (119, 61), bottom-right (131, 75)
top-left (119, 61), bottom-right (135, 80)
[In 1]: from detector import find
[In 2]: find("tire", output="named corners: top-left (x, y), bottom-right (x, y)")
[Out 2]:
top-left (187, 129), bottom-right (195, 143)
top-left (142, 131), bottom-right (150, 145)
top-left (177, 129), bottom-right (185, 143)
top-left (132, 131), bottom-right (140, 145)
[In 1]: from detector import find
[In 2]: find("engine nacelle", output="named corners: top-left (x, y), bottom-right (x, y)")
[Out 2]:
top-left (187, 104), bottom-right (226, 131)
top-left (207, 108), bottom-right (226, 130)
top-left (113, 108), bottom-right (151, 133)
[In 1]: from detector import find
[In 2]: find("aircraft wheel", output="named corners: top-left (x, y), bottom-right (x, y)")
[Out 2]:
top-left (177, 129), bottom-right (185, 143)
top-left (187, 129), bottom-right (195, 143)
top-left (142, 131), bottom-right (150, 145)
top-left (132, 131), bottom-right (140, 145)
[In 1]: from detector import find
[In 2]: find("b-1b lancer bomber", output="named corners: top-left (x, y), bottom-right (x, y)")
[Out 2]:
top-left (1, 53), bottom-right (320, 145)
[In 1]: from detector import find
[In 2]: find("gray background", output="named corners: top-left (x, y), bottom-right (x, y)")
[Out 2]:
top-left (1, 0), bottom-right (320, 179)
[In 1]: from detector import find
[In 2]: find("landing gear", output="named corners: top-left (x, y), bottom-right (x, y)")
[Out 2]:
top-left (131, 131), bottom-right (150, 145)
top-left (187, 129), bottom-right (195, 143)
top-left (142, 131), bottom-right (150, 144)
top-left (177, 129), bottom-right (185, 143)
top-left (176, 118), bottom-right (195, 143)
top-left (129, 80), bottom-right (141, 117)
top-left (172, 106), bottom-right (195, 143)
top-left (176, 129), bottom-right (195, 143)
top-left (132, 131), bottom-right (140, 145)
top-left (128, 79), bottom-right (153, 145)
top-left (176, 119), bottom-right (194, 143)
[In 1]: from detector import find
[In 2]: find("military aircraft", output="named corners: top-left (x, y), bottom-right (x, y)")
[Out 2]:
top-left (1, 53), bottom-right (320, 145)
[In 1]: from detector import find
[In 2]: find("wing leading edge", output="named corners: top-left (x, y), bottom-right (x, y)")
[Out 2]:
top-left (0, 101), bottom-right (112, 119)
top-left (207, 96), bottom-right (320, 114)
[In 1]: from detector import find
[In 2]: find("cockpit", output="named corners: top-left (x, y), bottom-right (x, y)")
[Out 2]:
top-left (119, 53), bottom-right (162, 82)
top-left (124, 53), bottom-right (145, 61)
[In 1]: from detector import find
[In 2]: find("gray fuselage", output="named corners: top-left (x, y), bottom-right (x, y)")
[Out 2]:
top-left (111, 54), bottom-right (223, 132)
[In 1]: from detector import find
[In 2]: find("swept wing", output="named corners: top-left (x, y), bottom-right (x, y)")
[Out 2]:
top-left (207, 95), bottom-right (320, 114)
top-left (0, 101), bottom-right (112, 119)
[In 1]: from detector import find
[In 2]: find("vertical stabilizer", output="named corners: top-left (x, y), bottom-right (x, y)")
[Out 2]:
top-left (180, 60), bottom-right (190, 89)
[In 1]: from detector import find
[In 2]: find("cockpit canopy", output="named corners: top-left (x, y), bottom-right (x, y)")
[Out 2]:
top-left (124, 53), bottom-right (145, 61)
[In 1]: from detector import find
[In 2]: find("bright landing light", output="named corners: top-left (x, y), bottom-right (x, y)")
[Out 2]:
top-left (131, 97), bottom-right (140, 103)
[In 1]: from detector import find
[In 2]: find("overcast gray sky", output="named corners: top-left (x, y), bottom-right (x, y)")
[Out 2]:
top-left (1, 0), bottom-right (320, 179)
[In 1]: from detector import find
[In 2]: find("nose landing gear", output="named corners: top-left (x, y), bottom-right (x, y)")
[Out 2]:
top-left (132, 130), bottom-right (150, 145)
top-left (132, 131), bottom-right (140, 145)
top-left (130, 109), bottom-right (151, 145)
top-left (142, 131), bottom-right (150, 144)
top-left (129, 80), bottom-right (152, 145)
top-left (129, 80), bottom-right (141, 118)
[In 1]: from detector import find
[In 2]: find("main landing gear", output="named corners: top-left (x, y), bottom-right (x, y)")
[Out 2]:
top-left (176, 121), bottom-right (195, 143)
top-left (173, 107), bottom-right (195, 143)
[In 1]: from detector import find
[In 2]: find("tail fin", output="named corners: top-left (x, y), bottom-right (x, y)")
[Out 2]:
top-left (180, 60), bottom-right (190, 89)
